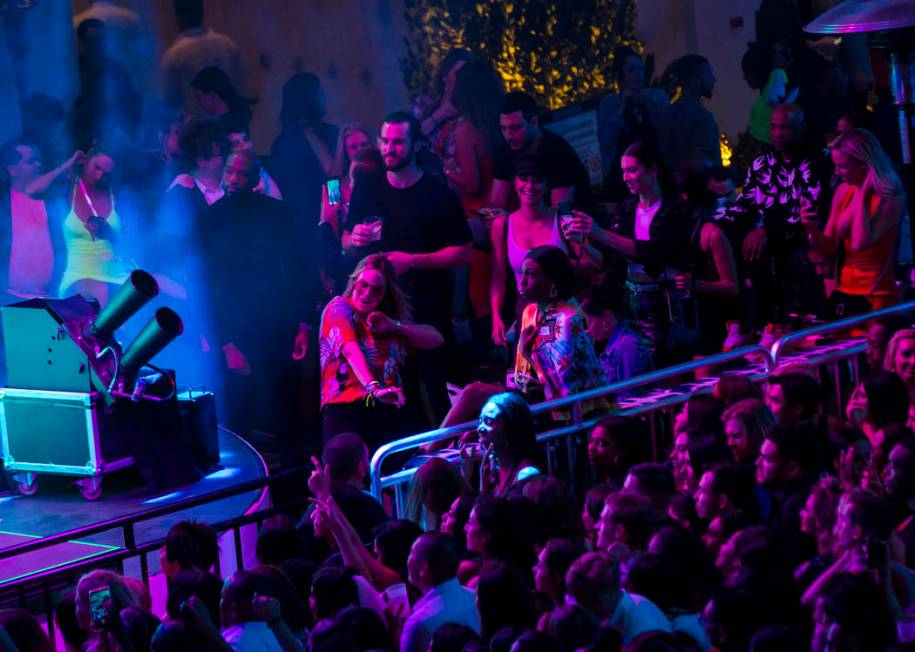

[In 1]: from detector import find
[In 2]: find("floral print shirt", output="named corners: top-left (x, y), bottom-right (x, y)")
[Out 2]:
top-left (319, 296), bottom-right (406, 407)
top-left (514, 300), bottom-right (609, 419)
top-left (727, 150), bottom-right (824, 251)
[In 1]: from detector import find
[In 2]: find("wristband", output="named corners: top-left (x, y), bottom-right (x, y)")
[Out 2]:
top-left (364, 380), bottom-right (383, 394)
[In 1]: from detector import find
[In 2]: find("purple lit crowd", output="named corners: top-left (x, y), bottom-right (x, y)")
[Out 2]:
top-left (3, 0), bottom-right (915, 650)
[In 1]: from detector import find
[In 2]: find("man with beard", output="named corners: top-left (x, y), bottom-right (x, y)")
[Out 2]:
top-left (343, 111), bottom-right (471, 431)
top-left (198, 150), bottom-right (311, 478)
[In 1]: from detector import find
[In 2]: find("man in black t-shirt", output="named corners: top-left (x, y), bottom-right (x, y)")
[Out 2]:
top-left (489, 91), bottom-right (595, 213)
top-left (344, 111), bottom-right (472, 429)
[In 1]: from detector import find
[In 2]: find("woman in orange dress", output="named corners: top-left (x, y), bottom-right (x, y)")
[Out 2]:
top-left (803, 129), bottom-right (906, 311)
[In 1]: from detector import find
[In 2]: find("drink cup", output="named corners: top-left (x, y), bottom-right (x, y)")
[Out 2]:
top-left (363, 216), bottom-right (383, 242)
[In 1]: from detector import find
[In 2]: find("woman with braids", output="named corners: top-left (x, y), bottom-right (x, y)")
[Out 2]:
top-left (319, 254), bottom-right (443, 449)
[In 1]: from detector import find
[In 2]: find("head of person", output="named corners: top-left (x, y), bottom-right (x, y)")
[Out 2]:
top-left (256, 515), bottom-right (306, 566)
top-left (322, 432), bottom-right (370, 487)
top-left (749, 625), bottom-right (806, 652)
top-left (830, 128), bottom-right (904, 196)
top-left (343, 253), bottom-right (411, 320)
top-left (866, 315), bottom-right (912, 372)
top-left (452, 58), bottom-right (504, 149)
top-left (477, 391), bottom-right (538, 464)
top-left (379, 110), bottom-right (422, 172)
top-left (0, 608), bottom-right (53, 652)
top-left (348, 147), bottom-right (384, 192)
top-left (722, 398), bottom-right (776, 464)
top-left (884, 329), bottom-right (915, 388)
top-left (533, 538), bottom-right (588, 604)
top-left (765, 373), bottom-right (820, 426)
top-left (434, 48), bottom-right (475, 97)
top-left (55, 590), bottom-right (88, 652)
top-left (582, 484), bottom-right (613, 547)
top-left (222, 149), bottom-right (259, 195)
top-left (813, 572), bottom-right (897, 652)
top-left (522, 476), bottom-right (583, 543)
top-left (405, 457), bottom-right (470, 527)
top-left (694, 464), bottom-right (756, 521)
top-left (674, 394), bottom-right (725, 438)
top-left (741, 41), bottom-right (771, 91)
top-left (476, 561), bottom-right (537, 641)
top-left (520, 245), bottom-right (576, 306)
top-left (704, 511), bottom-right (754, 559)
top-left (537, 603), bottom-right (600, 652)
top-left (160, 520), bottom-right (218, 578)
top-left (81, 149), bottom-right (114, 191)
top-left (715, 525), bottom-right (768, 582)
top-left (165, 569), bottom-right (222, 627)
top-left (674, 54), bottom-right (715, 98)
top-left (769, 104), bottom-right (805, 154)
top-left (565, 551), bottom-right (621, 618)
top-left (308, 566), bottom-right (359, 622)
top-left (337, 122), bottom-right (375, 176)
top-left (596, 490), bottom-right (658, 552)
top-left (191, 66), bottom-right (255, 125)
top-left (1, 138), bottom-right (42, 190)
top-left (623, 462), bottom-right (676, 515)
top-left (499, 91), bottom-right (541, 151)
top-left (373, 519), bottom-right (423, 581)
top-left (441, 492), bottom-right (476, 541)
top-left (406, 531), bottom-right (462, 593)
top-left (75, 570), bottom-right (138, 632)
top-left (884, 436), bottom-right (915, 501)
top-left (429, 623), bottom-right (483, 652)
top-left (646, 524), bottom-right (721, 610)
top-left (179, 118), bottom-right (228, 177)
top-left (512, 154), bottom-right (549, 210)
top-left (465, 496), bottom-right (537, 573)
top-left (756, 426), bottom-right (816, 489)
top-left (612, 46), bottom-right (645, 91)
top-left (588, 416), bottom-right (639, 480)
top-left (714, 375), bottom-right (763, 406)
top-left (280, 72), bottom-right (325, 128)
top-left (800, 475), bottom-right (843, 556)
top-left (832, 489), bottom-right (894, 554)
top-left (703, 588), bottom-right (760, 652)
top-left (847, 371), bottom-right (909, 431)
top-left (621, 140), bottom-right (673, 199)
top-left (173, 0), bottom-right (204, 31)
top-left (76, 18), bottom-right (107, 59)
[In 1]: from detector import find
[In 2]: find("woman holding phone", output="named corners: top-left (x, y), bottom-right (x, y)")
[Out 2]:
top-left (802, 129), bottom-right (905, 312)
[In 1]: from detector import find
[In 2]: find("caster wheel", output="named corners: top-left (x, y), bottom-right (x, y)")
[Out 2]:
top-left (12, 473), bottom-right (37, 496)
top-left (76, 478), bottom-right (103, 501)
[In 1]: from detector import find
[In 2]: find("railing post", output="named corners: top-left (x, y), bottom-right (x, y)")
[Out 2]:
top-left (568, 401), bottom-right (583, 488)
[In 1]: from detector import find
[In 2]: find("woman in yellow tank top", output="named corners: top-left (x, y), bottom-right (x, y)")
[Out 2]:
top-left (802, 129), bottom-right (906, 311)
top-left (59, 151), bottom-right (129, 306)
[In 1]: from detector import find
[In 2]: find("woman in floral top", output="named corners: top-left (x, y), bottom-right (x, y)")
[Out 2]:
top-left (320, 254), bottom-right (444, 449)
top-left (514, 246), bottom-right (609, 420)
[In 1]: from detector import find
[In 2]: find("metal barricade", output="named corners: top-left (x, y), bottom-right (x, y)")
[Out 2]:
top-left (370, 345), bottom-right (775, 502)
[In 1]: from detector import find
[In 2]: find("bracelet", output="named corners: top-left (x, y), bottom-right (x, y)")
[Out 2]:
top-left (364, 380), bottom-right (383, 394)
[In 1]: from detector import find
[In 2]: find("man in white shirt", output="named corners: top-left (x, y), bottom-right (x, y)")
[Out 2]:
top-left (401, 532), bottom-right (481, 652)
top-left (161, 0), bottom-right (245, 115)
top-left (566, 551), bottom-right (670, 644)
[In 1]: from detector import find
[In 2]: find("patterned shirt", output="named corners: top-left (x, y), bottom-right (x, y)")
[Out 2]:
top-left (515, 300), bottom-right (609, 419)
top-left (319, 296), bottom-right (407, 407)
top-left (728, 150), bottom-right (823, 249)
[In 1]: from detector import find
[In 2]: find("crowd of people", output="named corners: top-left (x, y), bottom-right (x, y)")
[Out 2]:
top-left (2, 0), bottom-right (915, 649)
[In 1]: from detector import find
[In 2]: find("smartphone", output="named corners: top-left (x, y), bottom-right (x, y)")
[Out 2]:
top-left (326, 178), bottom-right (342, 206)
top-left (88, 586), bottom-right (112, 630)
top-left (558, 200), bottom-right (581, 243)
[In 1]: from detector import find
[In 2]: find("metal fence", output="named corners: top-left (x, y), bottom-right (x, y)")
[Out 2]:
top-left (369, 300), bottom-right (915, 511)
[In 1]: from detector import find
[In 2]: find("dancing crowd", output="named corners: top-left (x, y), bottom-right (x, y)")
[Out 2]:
top-left (2, 0), bottom-right (915, 650)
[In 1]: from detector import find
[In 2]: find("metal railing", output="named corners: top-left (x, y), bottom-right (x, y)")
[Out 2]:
top-left (370, 344), bottom-right (775, 501)
top-left (0, 463), bottom-right (310, 635)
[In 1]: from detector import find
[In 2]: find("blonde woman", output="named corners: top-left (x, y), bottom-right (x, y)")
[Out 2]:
top-left (884, 329), bottom-right (915, 391)
top-left (802, 129), bottom-right (906, 311)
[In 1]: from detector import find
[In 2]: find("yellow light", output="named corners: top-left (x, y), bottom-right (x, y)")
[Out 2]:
top-left (720, 133), bottom-right (733, 168)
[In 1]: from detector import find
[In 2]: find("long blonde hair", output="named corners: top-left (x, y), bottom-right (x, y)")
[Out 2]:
top-left (334, 122), bottom-right (375, 178)
top-left (830, 128), bottom-right (904, 198)
top-left (883, 328), bottom-right (915, 374)
top-left (343, 254), bottom-right (412, 322)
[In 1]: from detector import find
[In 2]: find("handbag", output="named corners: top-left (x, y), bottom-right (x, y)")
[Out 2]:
top-left (825, 241), bottom-right (894, 320)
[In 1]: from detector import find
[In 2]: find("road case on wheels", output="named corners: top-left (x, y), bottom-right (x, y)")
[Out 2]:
top-left (0, 388), bottom-right (133, 500)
